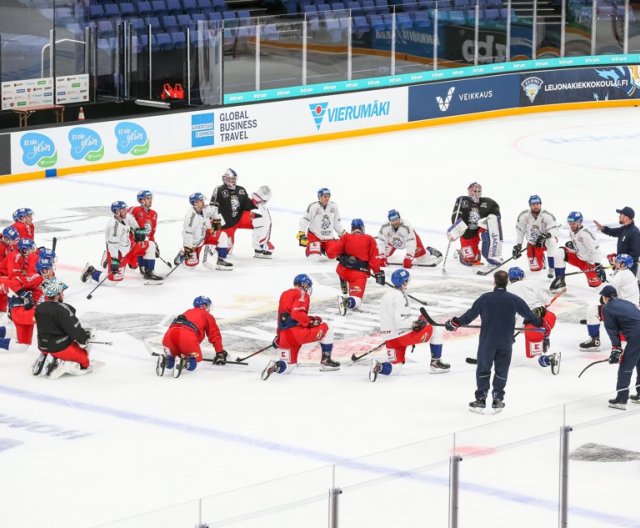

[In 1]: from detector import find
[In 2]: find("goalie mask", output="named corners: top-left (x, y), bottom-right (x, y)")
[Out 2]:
top-left (222, 168), bottom-right (238, 189)
top-left (467, 182), bottom-right (482, 203)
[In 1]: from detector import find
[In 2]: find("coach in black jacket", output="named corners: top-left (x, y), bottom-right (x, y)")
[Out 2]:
top-left (594, 206), bottom-right (640, 276)
top-left (445, 270), bottom-right (543, 412)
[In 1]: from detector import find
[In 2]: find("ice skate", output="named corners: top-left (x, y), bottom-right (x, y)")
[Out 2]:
top-left (469, 398), bottom-right (486, 414)
top-left (550, 276), bottom-right (566, 292)
top-left (81, 263), bottom-right (95, 283)
top-left (143, 270), bottom-right (163, 282)
top-left (173, 357), bottom-right (187, 378)
top-left (215, 258), bottom-right (234, 271)
top-left (629, 393), bottom-right (640, 404)
top-left (491, 399), bottom-right (505, 413)
top-left (608, 398), bottom-right (626, 410)
top-left (253, 249), bottom-right (272, 259)
top-left (156, 354), bottom-right (166, 377)
top-left (337, 295), bottom-right (348, 316)
top-left (369, 359), bottom-right (381, 382)
top-left (549, 352), bottom-right (561, 375)
top-left (32, 353), bottom-right (47, 376)
top-left (430, 358), bottom-right (451, 374)
top-left (320, 356), bottom-right (340, 371)
top-left (579, 336), bottom-right (600, 352)
top-left (261, 360), bottom-right (278, 381)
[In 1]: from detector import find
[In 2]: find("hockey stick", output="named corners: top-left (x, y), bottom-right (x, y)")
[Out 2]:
top-left (420, 307), bottom-right (544, 332)
top-left (442, 198), bottom-right (463, 276)
top-left (578, 358), bottom-right (610, 378)
top-left (235, 342), bottom-right (276, 363)
top-left (351, 342), bottom-right (386, 363)
top-left (550, 265), bottom-right (612, 290)
top-left (52, 237), bottom-right (57, 253)
top-left (475, 255), bottom-right (515, 276)
top-left (88, 340), bottom-right (112, 346)
top-left (157, 254), bottom-right (173, 269)
top-left (202, 357), bottom-right (248, 366)
top-left (372, 273), bottom-right (439, 306)
top-left (162, 260), bottom-right (183, 279)
top-left (86, 274), bottom-right (109, 300)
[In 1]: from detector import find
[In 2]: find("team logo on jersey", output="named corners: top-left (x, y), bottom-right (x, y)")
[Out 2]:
top-left (115, 122), bottom-right (149, 156)
top-left (521, 77), bottom-right (544, 103)
top-left (435, 87), bottom-right (455, 112)
top-left (20, 132), bottom-right (57, 168)
top-left (68, 127), bottom-right (104, 162)
top-left (309, 102), bottom-right (329, 130)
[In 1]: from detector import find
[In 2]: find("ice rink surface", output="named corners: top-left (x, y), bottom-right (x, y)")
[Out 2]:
top-left (1, 107), bottom-right (640, 527)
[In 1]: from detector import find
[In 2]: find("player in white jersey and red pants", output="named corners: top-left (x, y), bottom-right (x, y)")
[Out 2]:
top-left (81, 201), bottom-right (159, 284)
top-left (550, 211), bottom-right (606, 292)
top-left (507, 267), bottom-right (559, 373)
top-left (513, 195), bottom-right (562, 279)
top-left (579, 253), bottom-right (639, 351)
top-left (297, 188), bottom-right (346, 261)
top-left (377, 209), bottom-right (442, 269)
top-left (129, 190), bottom-right (163, 281)
top-left (369, 269), bottom-right (449, 382)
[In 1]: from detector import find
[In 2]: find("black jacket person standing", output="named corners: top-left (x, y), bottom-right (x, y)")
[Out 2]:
top-left (445, 270), bottom-right (543, 412)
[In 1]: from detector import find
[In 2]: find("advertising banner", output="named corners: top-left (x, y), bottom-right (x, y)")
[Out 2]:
top-left (55, 74), bottom-right (90, 104)
top-left (408, 74), bottom-right (520, 121)
top-left (519, 66), bottom-right (640, 105)
top-left (1, 77), bottom-right (54, 110)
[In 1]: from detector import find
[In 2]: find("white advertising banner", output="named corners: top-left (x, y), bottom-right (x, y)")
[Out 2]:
top-left (1, 77), bottom-right (54, 110)
top-left (10, 88), bottom-right (408, 173)
top-left (55, 74), bottom-right (90, 104)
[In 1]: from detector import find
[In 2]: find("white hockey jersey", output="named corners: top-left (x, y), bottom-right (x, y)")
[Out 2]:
top-left (299, 201), bottom-right (345, 240)
top-left (105, 213), bottom-right (139, 257)
top-left (507, 280), bottom-right (549, 309)
top-left (569, 226), bottom-right (603, 265)
top-left (377, 220), bottom-right (417, 256)
top-left (609, 269), bottom-right (639, 306)
top-left (379, 288), bottom-right (413, 339)
top-left (182, 205), bottom-right (222, 248)
top-left (515, 209), bottom-right (561, 245)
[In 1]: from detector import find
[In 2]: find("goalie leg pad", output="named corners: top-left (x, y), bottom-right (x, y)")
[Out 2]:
top-left (481, 214), bottom-right (503, 263)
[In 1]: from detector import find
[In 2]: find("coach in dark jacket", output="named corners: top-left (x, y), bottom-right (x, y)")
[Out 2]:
top-left (445, 270), bottom-right (543, 412)
top-left (594, 206), bottom-right (640, 276)
top-left (600, 285), bottom-right (640, 409)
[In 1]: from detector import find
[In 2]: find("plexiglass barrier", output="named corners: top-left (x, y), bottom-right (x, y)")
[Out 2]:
top-left (2, 0), bottom-right (640, 107)
top-left (93, 391), bottom-right (639, 527)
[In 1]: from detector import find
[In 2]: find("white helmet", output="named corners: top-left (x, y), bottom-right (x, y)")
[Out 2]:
top-left (252, 185), bottom-right (272, 203)
top-left (222, 168), bottom-right (238, 188)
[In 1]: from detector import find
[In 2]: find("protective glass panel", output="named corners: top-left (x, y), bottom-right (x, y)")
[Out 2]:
top-left (349, 9), bottom-right (393, 79)
top-left (629, 1), bottom-right (640, 52)
top-left (197, 22), bottom-right (223, 106)
top-left (53, 0), bottom-right (87, 80)
top-left (565, 0), bottom-right (595, 55)
top-left (434, 0), bottom-right (478, 68)
top-left (222, 19), bottom-right (257, 95)
top-left (306, 13), bottom-right (350, 84)
top-left (259, 18), bottom-right (304, 90)
top-left (594, 0), bottom-right (625, 54)
top-left (394, 3), bottom-right (436, 75)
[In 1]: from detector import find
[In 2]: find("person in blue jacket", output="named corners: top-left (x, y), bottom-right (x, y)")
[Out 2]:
top-left (445, 270), bottom-right (543, 413)
top-left (594, 206), bottom-right (640, 277)
top-left (599, 285), bottom-right (640, 410)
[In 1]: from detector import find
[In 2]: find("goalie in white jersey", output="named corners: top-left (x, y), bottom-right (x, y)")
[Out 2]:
top-left (507, 267), bottom-right (560, 373)
top-left (550, 211), bottom-right (606, 292)
top-left (377, 209), bottom-right (443, 268)
top-left (512, 195), bottom-right (562, 279)
top-left (297, 188), bottom-right (346, 260)
top-left (579, 253), bottom-right (640, 351)
top-left (369, 269), bottom-right (449, 382)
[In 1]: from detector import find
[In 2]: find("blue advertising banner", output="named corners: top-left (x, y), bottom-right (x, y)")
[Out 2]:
top-left (408, 74), bottom-right (520, 121)
top-left (519, 66), bottom-right (640, 105)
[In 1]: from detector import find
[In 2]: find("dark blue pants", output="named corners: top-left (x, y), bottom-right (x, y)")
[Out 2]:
top-left (616, 342), bottom-right (640, 402)
top-left (475, 347), bottom-right (513, 401)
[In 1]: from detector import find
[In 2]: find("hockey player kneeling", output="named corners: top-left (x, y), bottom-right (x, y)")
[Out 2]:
top-left (157, 296), bottom-right (227, 378)
top-left (34, 278), bottom-right (99, 379)
top-left (370, 269), bottom-right (450, 382)
top-left (262, 274), bottom-right (339, 380)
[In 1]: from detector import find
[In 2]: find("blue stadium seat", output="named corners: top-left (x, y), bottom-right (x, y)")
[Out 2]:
top-left (151, 0), bottom-right (168, 15)
top-left (170, 30), bottom-right (186, 47)
top-left (206, 11), bottom-right (222, 22)
top-left (155, 32), bottom-right (173, 50)
top-left (211, 0), bottom-right (226, 10)
top-left (182, 0), bottom-right (199, 12)
top-left (120, 3), bottom-right (136, 17)
top-left (162, 15), bottom-right (180, 31)
top-left (374, 0), bottom-right (389, 13)
top-left (366, 13), bottom-right (385, 30)
top-left (177, 14), bottom-right (192, 27)
top-left (97, 19), bottom-right (115, 38)
top-left (196, 0), bottom-right (213, 8)
top-left (410, 10), bottom-right (431, 28)
top-left (361, 0), bottom-right (375, 13)
top-left (135, 0), bottom-right (153, 16)
top-left (447, 9), bottom-right (465, 23)
top-left (166, 0), bottom-right (183, 14)
top-left (331, 2), bottom-right (346, 11)
top-left (192, 12), bottom-right (207, 23)
top-left (104, 4), bottom-right (120, 18)
top-left (146, 16), bottom-right (162, 30)
top-left (129, 17), bottom-right (146, 32)
top-left (352, 15), bottom-right (369, 32)
top-left (236, 9), bottom-right (252, 23)
top-left (346, 1), bottom-right (363, 15)
top-left (396, 11), bottom-right (412, 28)
top-left (88, 4), bottom-right (105, 19)
top-left (484, 7), bottom-right (500, 19)
top-left (453, 0), bottom-right (471, 8)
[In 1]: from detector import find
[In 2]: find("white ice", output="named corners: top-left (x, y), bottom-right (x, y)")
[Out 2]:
top-left (1, 107), bottom-right (640, 528)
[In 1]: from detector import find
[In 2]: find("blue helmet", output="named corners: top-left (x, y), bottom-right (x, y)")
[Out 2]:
top-left (388, 209), bottom-right (401, 221)
top-left (137, 190), bottom-right (152, 203)
top-left (391, 269), bottom-right (410, 288)
top-left (508, 266), bottom-right (525, 282)
top-left (111, 201), bottom-right (127, 214)
top-left (528, 195), bottom-right (542, 205)
top-left (36, 257), bottom-right (54, 274)
top-left (193, 295), bottom-right (212, 309)
top-left (351, 218), bottom-right (365, 231)
top-left (12, 208), bottom-right (33, 222)
top-left (18, 238), bottom-right (36, 253)
top-left (2, 226), bottom-right (19, 242)
top-left (39, 247), bottom-right (56, 260)
top-left (293, 273), bottom-right (313, 291)
top-left (317, 187), bottom-right (331, 199)
top-left (42, 277), bottom-right (68, 298)
top-left (616, 253), bottom-right (634, 269)
top-left (567, 211), bottom-right (583, 223)
top-left (189, 192), bottom-right (205, 205)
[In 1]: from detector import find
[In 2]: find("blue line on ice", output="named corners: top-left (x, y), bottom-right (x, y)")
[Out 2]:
top-left (0, 383), bottom-right (637, 527)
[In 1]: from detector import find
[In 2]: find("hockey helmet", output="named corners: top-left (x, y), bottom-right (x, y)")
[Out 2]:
top-left (137, 190), bottom-right (153, 203)
top-left (2, 226), bottom-right (19, 243)
top-left (42, 277), bottom-right (68, 299)
top-left (110, 201), bottom-right (128, 214)
top-left (12, 208), bottom-right (33, 222)
top-left (387, 209), bottom-right (401, 222)
top-left (193, 295), bottom-right (212, 309)
top-left (252, 185), bottom-right (272, 203)
top-left (293, 273), bottom-right (313, 292)
top-left (351, 218), bottom-right (365, 232)
top-left (189, 192), bottom-right (205, 206)
top-left (222, 168), bottom-right (238, 188)
top-left (317, 187), bottom-right (331, 199)
top-left (528, 195), bottom-right (542, 205)
top-left (567, 211), bottom-right (583, 224)
top-left (616, 253), bottom-right (634, 269)
top-left (391, 269), bottom-right (410, 288)
top-left (508, 266), bottom-right (525, 282)
top-left (36, 257), bottom-right (54, 274)
top-left (18, 238), bottom-right (36, 253)
top-left (39, 247), bottom-right (57, 261)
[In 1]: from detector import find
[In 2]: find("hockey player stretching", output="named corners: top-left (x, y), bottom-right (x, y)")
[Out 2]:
top-left (370, 269), bottom-right (449, 382)
top-left (262, 274), bottom-right (339, 380)
top-left (129, 190), bottom-right (162, 280)
top-left (297, 188), bottom-right (346, 261)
